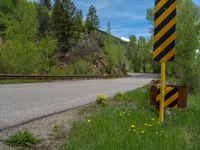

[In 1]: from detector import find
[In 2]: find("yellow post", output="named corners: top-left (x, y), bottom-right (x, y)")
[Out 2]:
top-left (159, 62), bottom-right (166, 122)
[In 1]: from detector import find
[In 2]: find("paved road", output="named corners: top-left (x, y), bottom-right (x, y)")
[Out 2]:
top-left (0, 73), bottom-right (157, 130)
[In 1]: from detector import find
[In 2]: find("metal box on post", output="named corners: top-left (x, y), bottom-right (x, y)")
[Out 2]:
top-left (150, 81), bottom-right (188, 109)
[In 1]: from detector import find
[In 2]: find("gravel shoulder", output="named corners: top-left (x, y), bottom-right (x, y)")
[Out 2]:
top-left (0, 103), bottom-right (98, 150)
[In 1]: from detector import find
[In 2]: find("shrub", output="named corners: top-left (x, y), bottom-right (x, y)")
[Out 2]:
top-left (72, 59), bottom-right (93, 75)
top-left (96, 94), bottom-right (108, 104)
top-left (4, 130), bottom-right (39, 147)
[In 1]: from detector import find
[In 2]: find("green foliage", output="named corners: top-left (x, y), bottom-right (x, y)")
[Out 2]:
top-left (49, 66), bottom-right (74, 75)
top-left (4, 131), bottom-right (39, 147)
top-left (49, 59), bottom-right (94, 75)
top-left (0, 0), bottom-right (126, 76)
top-left (0, 0), bottom-right (56, 74)
top-left (39, 0), bottom-right (51, 9)
top-left (35, 37), bottom-right (57, 74)
top-left (126, 35), bottom-right (155, 73)
top-left (86, 5), bottom-right (100, 32)
top-left (113, 92), bottom-right (124, 101)
top-left (37, 4), bottom-right (51, 38)
top-left (64, 87), bottom-right (200, 150)
top-left (72, 59), bottom-right (93, 75)
top-left (172, 0), bottom-right (200, 92)
top-left (104, 36), bottom-right (127, 74)
top-left (52, 0), bottom-right (69, 51)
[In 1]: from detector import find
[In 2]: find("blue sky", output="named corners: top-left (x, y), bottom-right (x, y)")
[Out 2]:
top-left (73, 0), bottom-right (200, 39)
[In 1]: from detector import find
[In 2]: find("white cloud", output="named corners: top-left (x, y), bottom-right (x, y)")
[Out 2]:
top-left (121, 37), bottom-right (130, 42)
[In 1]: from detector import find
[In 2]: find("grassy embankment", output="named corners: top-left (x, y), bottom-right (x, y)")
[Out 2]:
top-left (64, 86), bottom-right (200, 150)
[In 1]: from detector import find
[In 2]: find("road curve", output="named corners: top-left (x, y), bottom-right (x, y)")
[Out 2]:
top-left (0, 73), bottom-right (157, 131)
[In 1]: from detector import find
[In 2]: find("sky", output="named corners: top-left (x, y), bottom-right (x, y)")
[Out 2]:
top-left (55, 0), bottom-right (200, 39)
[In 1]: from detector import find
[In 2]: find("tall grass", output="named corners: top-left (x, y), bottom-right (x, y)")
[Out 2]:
top-left (64, 87), bottom-right (200, 150)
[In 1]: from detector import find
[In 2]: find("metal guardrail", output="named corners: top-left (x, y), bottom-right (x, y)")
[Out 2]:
top-left (0, 74), bottom-right (124, 81)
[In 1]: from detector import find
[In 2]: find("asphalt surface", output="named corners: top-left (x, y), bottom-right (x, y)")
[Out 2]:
top-left (0, 73), bottom-right (157, 131)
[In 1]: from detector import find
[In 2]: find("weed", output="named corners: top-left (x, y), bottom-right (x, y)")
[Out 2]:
top-left (51, 125), bottom-right (66, 140)
top-left (4, 130), bottom-right (39, 147)
top-left (96, 94), bottom-right (108, 105)
top-left (113, 92), bottom-right (124, 101)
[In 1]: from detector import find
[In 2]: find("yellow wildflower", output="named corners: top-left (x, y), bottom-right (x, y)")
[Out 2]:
top-left (87, 119), bottom-right (91, 123)
top-left (131, 125), bottom-right (135, 128)
top-left (141, 130), bottom-right (145, 134)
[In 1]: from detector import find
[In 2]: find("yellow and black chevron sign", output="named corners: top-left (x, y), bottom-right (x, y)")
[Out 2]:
top-left (156, 86), bottom-right (179, 108)
top-left (153, 0), bottom-right (176, 62)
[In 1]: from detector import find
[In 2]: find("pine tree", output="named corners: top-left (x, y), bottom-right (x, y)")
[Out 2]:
top-left (106, 21), bottom-right (111, 34)
top-left (86, 5), bottom-right (100, 32)
top-left (52, 0), bottom-right (69, 51)
top-left (62, 0), bottom-right (76, 18)
top-left (37, 4), bottom-right (50, 38)
top-left (73, 9), bottom-right (84, 38)
top-left (40, 0), bottom-right (51, 9)
top-left (62, 0), bottom-right (79, 46)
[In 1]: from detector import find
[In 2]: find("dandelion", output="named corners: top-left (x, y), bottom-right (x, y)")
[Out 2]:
top-left (131, 125), bottom-right (135, 128)
top-left (140, 130), bottom-right (145, 134)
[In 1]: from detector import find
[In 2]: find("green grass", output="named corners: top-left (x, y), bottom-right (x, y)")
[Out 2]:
top-left (64, 86), bottom-right (200, 150)
top-left (0, 79), bottom-right (50, 84)
top-left (4, 131), bottom-right (40, 147)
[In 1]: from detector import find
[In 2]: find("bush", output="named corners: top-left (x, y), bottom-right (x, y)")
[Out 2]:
top-left (72, 59), bottom-right (93, 75)
top-left (96, 94), bottom-right (108, 104)
top-left (4, 130), bottom-right (39, 147)
top-left (49, 66), bottom-right (74, 75)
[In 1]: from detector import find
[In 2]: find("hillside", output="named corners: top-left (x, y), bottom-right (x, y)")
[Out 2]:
top-left (0, 0), bottom-right (128, 76)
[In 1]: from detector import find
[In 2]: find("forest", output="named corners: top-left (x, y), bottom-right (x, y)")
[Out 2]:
top-left (0, 0), bottom-right (199, 92)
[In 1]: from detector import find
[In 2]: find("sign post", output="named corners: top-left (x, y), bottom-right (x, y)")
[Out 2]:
top-left (153, 0), bottom-right (177, 122)
top-left (159, 62), bottom-right (165, 122)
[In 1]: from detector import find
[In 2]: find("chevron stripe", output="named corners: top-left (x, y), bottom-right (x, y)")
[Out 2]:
top-left (153, 32), bottom-right (176, 58)
top-left (156, 86), bottom-right (179, 108)
top-left (153, 0), bottom-right (176, 62)
top-left (155, 1), bottom-right (176, 28)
